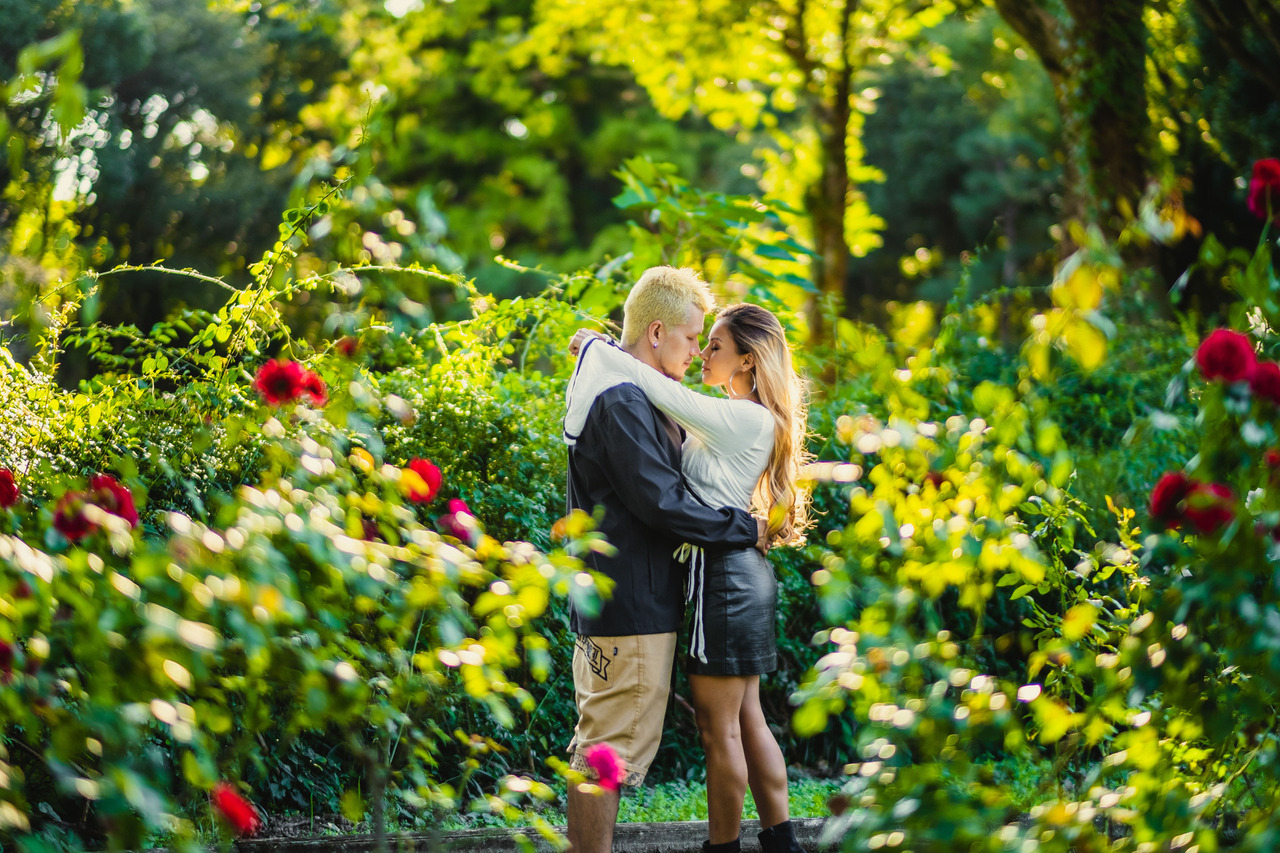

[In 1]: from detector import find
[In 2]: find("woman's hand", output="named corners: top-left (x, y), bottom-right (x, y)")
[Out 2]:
top-left (568, 328), bottom-right (608, 357)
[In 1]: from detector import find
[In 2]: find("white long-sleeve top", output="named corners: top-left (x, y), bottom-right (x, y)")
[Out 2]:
top-left (577, 339), bottom-right (774, 510)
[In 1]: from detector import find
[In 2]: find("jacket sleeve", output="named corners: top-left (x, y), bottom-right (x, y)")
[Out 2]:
top-left (587, 390), bottom-right (759, 550)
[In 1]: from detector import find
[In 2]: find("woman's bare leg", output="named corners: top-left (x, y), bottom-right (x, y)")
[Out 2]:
top-left (689, 673), bottom-right (750, 844)
top-left (739, 677), bottom-right (791, 829)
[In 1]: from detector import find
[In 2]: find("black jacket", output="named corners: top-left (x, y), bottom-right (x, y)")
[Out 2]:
top-left (566, 382), bottom-right (759, 635)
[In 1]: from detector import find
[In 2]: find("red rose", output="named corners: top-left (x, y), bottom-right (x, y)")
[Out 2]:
top-left (583, 742), bottom-right (624, 791)
top-left (438, 498), bottom-right (475, 540)
top-left (403, 459), bottom-right (442, 503)
top-left (300, 370), bottom-right (328, 406)
top-left (89, 475), bottom-right (138, 528)
top-left (1182, 482), bottom-right (1235, 535)
top-left (1266, 449), bottom-right (1280, 487)
top-left (336, 336), bottom-right (359, 357)
top-left (1247, 158), bottom-right (1280, 223)
top-left (1150, 471), bottom-right (1194, 526)
top-left (0, 639), bottom-right (13, 676)
top-left (254, 359), bottom-right (307, 405)
top-left (0, 469), bottom-right (18, 508)
top-left (1196, 329), bottom-right (1256, 383)
top-left (1250, 361), bottom-right (1280, 404)
top-left (211, 782), bottom-right (263, 837)
top-left (53, 492), bottom-right (94, 542)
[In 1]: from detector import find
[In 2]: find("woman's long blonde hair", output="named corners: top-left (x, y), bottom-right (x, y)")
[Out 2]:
top-left (717, 303), bottom-right (812, 546)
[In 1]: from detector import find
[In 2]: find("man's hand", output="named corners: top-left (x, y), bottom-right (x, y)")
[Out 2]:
top-left (755, 517), bottom-right (770, 554)
top-left (569, 328), bottom-right (608, 357)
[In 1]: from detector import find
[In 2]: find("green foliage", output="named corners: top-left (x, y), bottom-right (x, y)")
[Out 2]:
top-left (0, 376), bottom-right (598, 849)
top-left (5, 10), bottom-right (1280, 841)
top-left (610, 156), bottom-right (818, 328)
top-left (0, 0), bottom-right (348, 339)
top-left (786, 216), bottom-right (1280, 850)
top-left (0, 187), bottom-right (612, 848)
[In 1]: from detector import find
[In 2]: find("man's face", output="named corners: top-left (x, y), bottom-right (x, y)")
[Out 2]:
top-left (654, 303), bottom-right (706, 381)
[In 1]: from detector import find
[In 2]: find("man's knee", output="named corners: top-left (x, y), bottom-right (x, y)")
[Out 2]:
top-left (567, 784), bottom-right (621, 853)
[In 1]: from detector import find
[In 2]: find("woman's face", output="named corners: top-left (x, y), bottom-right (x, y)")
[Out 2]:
top-left (700, 318), bottom-right (749, 388)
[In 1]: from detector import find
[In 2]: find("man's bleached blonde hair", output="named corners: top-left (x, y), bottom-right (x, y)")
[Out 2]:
top-left (621, 266), bottom-right (715, 347)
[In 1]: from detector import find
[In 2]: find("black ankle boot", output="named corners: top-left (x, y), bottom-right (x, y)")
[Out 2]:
top-left (702, 837), bottom-right (741, 853)
top-left (758, 820), bottom-right (807, 853)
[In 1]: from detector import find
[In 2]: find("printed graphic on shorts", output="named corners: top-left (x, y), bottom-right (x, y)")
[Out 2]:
top-left (577, 635), bottom-right (612, 680)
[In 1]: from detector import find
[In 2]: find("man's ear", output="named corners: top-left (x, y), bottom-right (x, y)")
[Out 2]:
top-left (647, 320), bottom-right (664, 348)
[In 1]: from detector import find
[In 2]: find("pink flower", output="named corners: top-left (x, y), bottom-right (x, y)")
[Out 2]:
top-left (0, 469), bottom-right (17, 508)
top-left (211, 782), bottom-right (263, 837)
top-left (438, 498), bottom-right (475, 540)
top-left (403, 459), bottom-right (442, 503)
top-left (1196, 329), bottom-right (1256, 383)
top-left (1250, 361), bottom-right (1280, 405)
top-left (89, 475), bottom-right (138, 528)
top-left (1247, 158), bottom-right (1280, 223)
top-left (1182, 482), bottom-right (1235, 536)
top-left (583, 742), bottom-right (624, 791)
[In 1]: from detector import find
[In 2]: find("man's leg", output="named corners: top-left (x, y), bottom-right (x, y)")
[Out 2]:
top-left (566, 632), bottom-right (676, 852)
top-left (567, 781), bottom-right (621, 853)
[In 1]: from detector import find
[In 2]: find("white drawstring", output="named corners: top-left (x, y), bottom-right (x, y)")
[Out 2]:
top-left (674, 542), bottom-right (707, 663)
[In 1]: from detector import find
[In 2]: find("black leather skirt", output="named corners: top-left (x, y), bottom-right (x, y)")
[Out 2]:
top-left (685, 546), bottom-right (777, 676)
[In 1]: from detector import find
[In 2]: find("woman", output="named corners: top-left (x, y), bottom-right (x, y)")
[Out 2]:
top-left (571, 303), bottom-right (811, 853)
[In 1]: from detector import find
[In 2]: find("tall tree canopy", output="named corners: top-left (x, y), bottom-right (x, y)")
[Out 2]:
top-left (527, 0), bottom-right (956, 335)
top-left (0, 0), bottom-right (346, 328)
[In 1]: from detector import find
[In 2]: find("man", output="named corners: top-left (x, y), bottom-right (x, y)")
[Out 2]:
top-left (561, 266), bottom-right (766, 853)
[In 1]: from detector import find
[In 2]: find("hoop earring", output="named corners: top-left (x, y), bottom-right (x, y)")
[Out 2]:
top-left (727, 368), bottom-right (757, 400)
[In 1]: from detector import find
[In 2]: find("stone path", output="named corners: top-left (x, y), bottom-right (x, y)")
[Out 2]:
top-left (235, 817), bottom-right (827, 852)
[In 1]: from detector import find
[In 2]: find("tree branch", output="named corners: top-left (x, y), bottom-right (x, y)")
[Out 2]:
top-left (777, 0), bottom-right (818, 86)
top-left (991, 0), bottom-right (1067, 78)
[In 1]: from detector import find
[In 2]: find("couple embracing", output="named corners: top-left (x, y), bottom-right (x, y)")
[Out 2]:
top-left (562, 266), bottom-right (810, 853)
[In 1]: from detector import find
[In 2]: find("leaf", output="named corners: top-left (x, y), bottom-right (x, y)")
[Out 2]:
top-left (791, 701), bottom-right (830, 737)
top-left (611, 187), bottom-right (650, 210)
top-left (753, 244), bottom-right (796, 261)
top-left (777, 237), bottom-right (817, 256)
top-left (782, 273), bottom-right (819, 293)
top-left (1062, 603), bottom-right (1098, 642)
top-left (341, 789), bottom-right (365, 823)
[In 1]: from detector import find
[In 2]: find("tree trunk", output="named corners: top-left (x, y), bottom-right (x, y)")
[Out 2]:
top-left (992, 0), bottom-right (1149, 232)
top-left (1064, 0), bottom-right (1148, 228)
top-left (801, 0), bottom-right (855, 345)
top-left (807, 84), bottom-right (852, 345)
top-left (993, 0), bottom-right (1166, 312)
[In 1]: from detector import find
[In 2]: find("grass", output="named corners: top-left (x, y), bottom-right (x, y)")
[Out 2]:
top-left (435, 776), bottom-right (843, 831)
